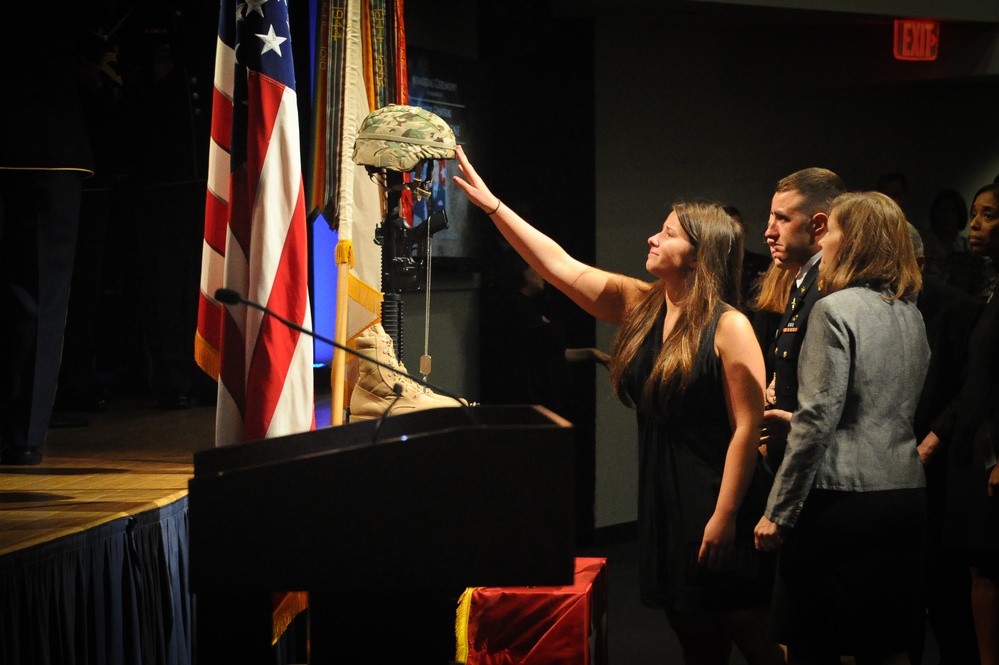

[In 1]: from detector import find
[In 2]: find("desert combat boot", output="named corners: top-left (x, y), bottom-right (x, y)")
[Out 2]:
top-left (348, 323), bottom-right (462, 421)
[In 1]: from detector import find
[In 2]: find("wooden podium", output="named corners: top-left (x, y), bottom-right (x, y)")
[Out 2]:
top-left (188, 405), bottom-right (576, 663)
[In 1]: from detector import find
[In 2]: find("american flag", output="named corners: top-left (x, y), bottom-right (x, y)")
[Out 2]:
top-left (196, 0), bottom-right (315, 445)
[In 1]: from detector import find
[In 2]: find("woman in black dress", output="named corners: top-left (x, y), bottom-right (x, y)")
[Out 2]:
top-left (454, 146), bottom-right (782, 665)
top-left (919, 182), bottom-right (999, 665)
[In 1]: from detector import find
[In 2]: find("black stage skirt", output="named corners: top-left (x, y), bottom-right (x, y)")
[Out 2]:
top-left (770, 488), bottom-right (927, 658)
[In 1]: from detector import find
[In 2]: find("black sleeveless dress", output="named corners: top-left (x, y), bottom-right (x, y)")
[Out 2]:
top-left (624, 304), bottom-right (775, 612)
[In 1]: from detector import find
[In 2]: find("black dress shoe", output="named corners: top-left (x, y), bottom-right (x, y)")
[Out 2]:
top-left (1, 445), bottom-right (43, 465)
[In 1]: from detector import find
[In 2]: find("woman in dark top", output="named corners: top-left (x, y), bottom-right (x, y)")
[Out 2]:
top-left (919, 182), bottom-right (999, 665)
top-left (453, 145), bottom-right (782, 665)
top-left (921, 187), bottom-right (995, 299)
top-left (624, 299), bottom-right (775, 614)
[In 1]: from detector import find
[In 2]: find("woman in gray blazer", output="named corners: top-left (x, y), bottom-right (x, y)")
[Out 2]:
top-left (754, 191), bottom-right (931, 665)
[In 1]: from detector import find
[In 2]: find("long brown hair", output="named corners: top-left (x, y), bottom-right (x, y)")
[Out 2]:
top-left (820, 191), bottom-right (922, 301)
top-left (609, 202), bottom-right (743, 415)
top-left (749, 263), bottom-right (795, 314)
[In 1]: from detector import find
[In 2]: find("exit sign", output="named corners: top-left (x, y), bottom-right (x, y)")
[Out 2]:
top-left (894, 19), bottom-right (939, 61)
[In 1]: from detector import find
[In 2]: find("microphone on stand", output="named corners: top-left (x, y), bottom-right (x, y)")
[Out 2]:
top-left (213, 288), bottom-right (475, 424)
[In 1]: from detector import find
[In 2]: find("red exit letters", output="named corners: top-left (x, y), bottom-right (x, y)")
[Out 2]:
top-left (894, 20), bottom-right (940, 61)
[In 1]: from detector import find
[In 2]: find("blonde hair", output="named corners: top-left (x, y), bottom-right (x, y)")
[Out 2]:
top-left (820, 191), bottom-right (922, 301)
top-left (609, 202), bottom-right (743, 415)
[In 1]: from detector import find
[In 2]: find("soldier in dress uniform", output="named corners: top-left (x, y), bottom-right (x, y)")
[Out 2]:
top-left (755, 168), bottom-right (846, 473)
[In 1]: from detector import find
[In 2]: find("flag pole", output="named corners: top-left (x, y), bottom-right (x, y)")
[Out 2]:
top-left (330, 0), bottom-right (364, 426)
top-left (330, 248), bottom-right (352, 425)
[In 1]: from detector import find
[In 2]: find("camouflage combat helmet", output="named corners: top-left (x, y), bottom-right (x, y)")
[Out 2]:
top-left (352, 104), bottom-right (456, 172)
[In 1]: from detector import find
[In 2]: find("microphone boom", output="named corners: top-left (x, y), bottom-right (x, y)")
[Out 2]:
top-left (213, 288), bottom-right (471, 415)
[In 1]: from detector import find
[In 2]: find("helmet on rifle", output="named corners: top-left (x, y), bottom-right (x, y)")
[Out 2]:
top-left (352, 104), bottom-right (456, 172)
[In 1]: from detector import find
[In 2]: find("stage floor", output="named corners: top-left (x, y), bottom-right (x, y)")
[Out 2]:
top-left (0, 398), bottom-right (217, 557)
top-left (0, 393), bottom-right (339, 558)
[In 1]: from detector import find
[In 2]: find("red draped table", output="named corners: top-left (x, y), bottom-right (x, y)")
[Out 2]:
top-left (456, 557), bottom-right (608, 665)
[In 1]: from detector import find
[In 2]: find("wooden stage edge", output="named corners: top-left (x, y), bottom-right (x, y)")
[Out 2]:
top-left (0, 397), bottom-right (218, 558)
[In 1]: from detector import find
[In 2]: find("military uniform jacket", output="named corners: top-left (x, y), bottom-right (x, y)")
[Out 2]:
top-left (772, 262), bottom-right (824, 412)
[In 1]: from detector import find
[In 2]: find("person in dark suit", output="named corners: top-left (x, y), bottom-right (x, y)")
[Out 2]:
top-left (907, 222), bottom-right (983, 665)
top-left (921, 187), bottom-right (995, 300)
top-left (756, 191), bottom-right (931, 664)
top-left (0, 3), bottom-right (115, 464)
top-left (752, 168), bottom-right (846, 472)
top-left (919, 182), bottom-right (999, 665)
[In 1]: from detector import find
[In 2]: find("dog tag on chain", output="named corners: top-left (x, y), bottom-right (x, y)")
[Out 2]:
top-left (419, 354), bottom-right (432, 375)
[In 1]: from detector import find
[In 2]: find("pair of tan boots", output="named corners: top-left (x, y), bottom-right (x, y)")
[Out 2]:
top-left (348, 323), bottom-right (464, 422)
